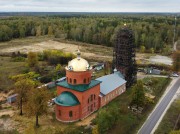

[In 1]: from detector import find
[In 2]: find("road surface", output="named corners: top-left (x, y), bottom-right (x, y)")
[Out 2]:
top-left (138, 77), bottom-right (180, 134)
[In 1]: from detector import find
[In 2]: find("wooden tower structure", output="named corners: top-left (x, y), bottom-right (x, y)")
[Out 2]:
top-left (113, 25), bottom-right (137, 88)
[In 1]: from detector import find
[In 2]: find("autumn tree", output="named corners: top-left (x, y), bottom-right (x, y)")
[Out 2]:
top-left (26, 87), bottom-right (50, 127)
top-left (150, 48), bottom-right (154, 54)
top-left (140, 45), bottom-right (146, 53)
top-left (27, 52), bottom-right (38, 67)
top-left (172, 51), bottom-right (180, 72)
top-left (11, 72), bottom-right (40, 115)
top-left (48, 26), bottom-right (53, 36)
top-left (162, 45), bottom-right (172, 55)
top-left (55, 64), bottom-right (62, 73)
top-left (92, 125), bottom-right (99, 134)
top-left (15, 79), bottom-right (34, 115)
top-left (130, 80), bottom-right (145, 109)
top-left (11, 72), bottom-right (40, 82)
top-left (36, 25), bottom-right (41, 36)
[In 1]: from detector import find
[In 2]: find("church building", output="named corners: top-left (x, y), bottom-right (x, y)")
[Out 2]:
top-left (54, 50), bottom-right (126, 122)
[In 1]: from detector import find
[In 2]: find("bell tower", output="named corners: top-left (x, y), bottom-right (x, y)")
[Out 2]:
top-left (113, 25), bottom-right (137, 88)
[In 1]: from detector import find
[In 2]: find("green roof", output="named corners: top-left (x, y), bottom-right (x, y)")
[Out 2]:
top-left (55, 91), bottom-right (80, 106)
top-left (56, 80), bottom-right (101, 92)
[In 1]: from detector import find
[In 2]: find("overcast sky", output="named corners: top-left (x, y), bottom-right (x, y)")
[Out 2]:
top-left (0, 0), bottom-right (179, 12)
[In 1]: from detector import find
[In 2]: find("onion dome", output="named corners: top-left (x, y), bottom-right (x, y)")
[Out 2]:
top-left (55, 91), bottom-right (80, 106)
top-left (66, 50), bottom-right (91, 71)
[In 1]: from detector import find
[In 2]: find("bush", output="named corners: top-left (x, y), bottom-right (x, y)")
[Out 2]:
top-left (27, 52), bottom-right (38, 67)
top-left (11, 56), bottom-right (26, 62)
top-left (0, 114), bottom-right (10, 120)
top-left (40, 50), bottom-right (75, 65)
top-left (96, 104), bottom-right (119, 134)
top-left (40, 76), bottom-right (52, 83)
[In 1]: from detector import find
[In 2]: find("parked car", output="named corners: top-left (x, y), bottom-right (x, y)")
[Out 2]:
top-left (171, 73), bottom-right (179, 77)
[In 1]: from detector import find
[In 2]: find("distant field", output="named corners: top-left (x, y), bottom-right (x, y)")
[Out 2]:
top-left (0, 36), bottom-right (173, 64)
top-left (0, 36), bottom-right (113, 62)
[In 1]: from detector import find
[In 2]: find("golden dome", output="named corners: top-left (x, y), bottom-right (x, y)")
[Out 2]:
top-left (66, 50), bottom-right (91, 72)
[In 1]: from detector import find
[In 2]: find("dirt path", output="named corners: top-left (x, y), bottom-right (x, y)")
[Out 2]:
top-left (0, 110), bottom-right (14, 117)
top-left (76, 113), bottom-right (97, 126)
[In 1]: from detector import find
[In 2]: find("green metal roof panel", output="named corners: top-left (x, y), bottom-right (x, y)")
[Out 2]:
top-left (56, 80), bottom-right (101, 92)
top-left (55, 91), bottom-right (80, 106)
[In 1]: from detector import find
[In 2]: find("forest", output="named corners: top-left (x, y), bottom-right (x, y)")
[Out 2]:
top-left (0, 13), bottom-right (179, 52)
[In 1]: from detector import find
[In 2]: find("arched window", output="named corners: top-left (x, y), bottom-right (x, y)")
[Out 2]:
top-left (74, 79), bottom-right (76, 84)
top-left (59, 110), bottom-right (61, 116)
top-left (91, 94), bottom-right (93, 101)
top-left (70, 78), bottom-right (72, 83)
top-left (83, 78), bottom-right (86, 83)
top-left (69, 111), bottom-right (73, 117)
top-left (94, 94), bottom-right (96, 100)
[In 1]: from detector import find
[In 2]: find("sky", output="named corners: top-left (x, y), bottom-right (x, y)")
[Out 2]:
top-left (0, 0), bottom-right (180, 12)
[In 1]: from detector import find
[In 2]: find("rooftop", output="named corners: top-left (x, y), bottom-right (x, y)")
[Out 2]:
top-left (66, 50), bottom-right (92, 72)
top-left (55, 91), bottom-right (80, 106)
top-left (56, 80), bottom-right (101, 92)
top-left (96, 72), bottom-right (126, 95)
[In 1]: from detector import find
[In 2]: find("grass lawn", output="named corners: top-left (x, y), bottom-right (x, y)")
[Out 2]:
top-left (0, 56), bottom-right (27, 91)
top-left (154, 98), bottom-right (180, 134)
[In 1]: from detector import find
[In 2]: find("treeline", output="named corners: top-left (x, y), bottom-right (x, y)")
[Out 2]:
top-left (0, 14), bottom-right (179, 51)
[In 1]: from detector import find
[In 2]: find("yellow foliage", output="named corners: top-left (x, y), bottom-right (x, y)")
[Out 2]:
top-left (92, 125), bottom-right (99, 134)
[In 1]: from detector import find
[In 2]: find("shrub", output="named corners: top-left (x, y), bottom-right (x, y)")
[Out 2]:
top-left (96, 104), bottom-right (119, 134)
top-left (11, 56), bottom-right (26, 62)
top-left (40, 50), bottom-right (75, 65)
top-left (40, 76), bottom-right (52, 83)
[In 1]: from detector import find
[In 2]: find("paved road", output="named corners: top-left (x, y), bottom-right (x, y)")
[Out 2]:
top-left (138, 77), bottom-right (180, 134)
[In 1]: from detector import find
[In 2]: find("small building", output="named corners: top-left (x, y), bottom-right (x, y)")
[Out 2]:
top-left (93, 63), bottom-right (104, 71)
top-left (145, 67), bottom-right (161, 75)
top-left (7, 94), bottom-right (18, 103)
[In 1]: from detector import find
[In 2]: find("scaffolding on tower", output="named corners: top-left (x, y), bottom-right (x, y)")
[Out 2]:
top-left (113, 25), bottom-right (137, 88)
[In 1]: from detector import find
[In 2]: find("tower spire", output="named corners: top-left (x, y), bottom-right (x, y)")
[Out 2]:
top-left (77, 49), bottom-right (81, 60)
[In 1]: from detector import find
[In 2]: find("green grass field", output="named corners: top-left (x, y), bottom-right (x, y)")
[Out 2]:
top-left (0, 56), bottom-right (27, 91)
